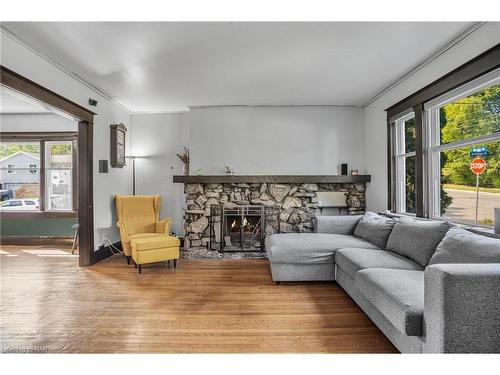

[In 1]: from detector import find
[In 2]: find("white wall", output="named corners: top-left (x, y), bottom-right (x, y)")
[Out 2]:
top-left (130, 113), bottom-right (188, 235)
top-left (362, 22), bottom-right (500, 212)
top-left (1, 30), bottom-right (132, 249)
top-left (188, 106), bottom-right (365, 175)
top-left (0, 113), bottom-right (77, 132)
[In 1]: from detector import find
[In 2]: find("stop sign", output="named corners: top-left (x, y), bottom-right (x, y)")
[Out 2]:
top-left (470, 157), bottom-right (487, 174)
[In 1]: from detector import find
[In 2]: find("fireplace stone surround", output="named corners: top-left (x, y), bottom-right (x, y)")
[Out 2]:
top-left (173, 175), bottom-right (370, 259)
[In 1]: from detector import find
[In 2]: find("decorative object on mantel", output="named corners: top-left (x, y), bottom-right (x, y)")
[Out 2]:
top-left (110, 123), bottom-right (127, 168)
top-left (341, 163), bottom-right (348, 176)
top-left (351, 169), bottom-right (359, 175)
top-left (196, 168), bottom-right (203, 176)
top-left (225, 166), bottom-right (234, 175)
top-left (176, 146), bottom-right (190, 175)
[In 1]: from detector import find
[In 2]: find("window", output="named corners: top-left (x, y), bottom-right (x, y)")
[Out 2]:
top-left (0, 135), bottom-right (77, 214)
top-left (46, 141), bottom-right (73, 211)
top-left (29, 163), bottom-right (38, 174)
top-left (426, 70), bottom-right (500, 227)
top-left (392, 113), bottom-right (417, 214)
top-left (388, 48), bottom-right (499, 229)
top-left (0, 142), bottom-right (40, 210)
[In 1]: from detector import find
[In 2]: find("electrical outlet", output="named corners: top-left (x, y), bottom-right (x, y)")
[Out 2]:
top-left (100, 232), bottom-right (108, 246)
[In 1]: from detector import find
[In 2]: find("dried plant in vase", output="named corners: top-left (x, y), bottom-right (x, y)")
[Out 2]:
top-left (177, 146), bottom-right (190, 175)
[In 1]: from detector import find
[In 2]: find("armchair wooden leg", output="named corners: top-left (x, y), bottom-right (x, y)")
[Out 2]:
top-left (134, 262), bottom-right (137, 268)
top-left (127, 256), bottom-right (131, 265)
top-left (138, 264), bottom-right (142, 274)
top-left (275, 281), bottom-right (281, 285)
top-left (173, 259), bottom-right (177, 268)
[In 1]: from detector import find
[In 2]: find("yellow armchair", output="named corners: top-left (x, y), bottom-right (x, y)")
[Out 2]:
top-left (115, 194), bottom-right (174, 263)
top-left (156, 218), bottom-right (173, 235)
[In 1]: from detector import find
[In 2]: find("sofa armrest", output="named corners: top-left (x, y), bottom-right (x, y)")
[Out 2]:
top-left (156, 218), bottom-right (173, 235)
top-left (314, 215), bottom-right (362, 234)
top-left (423, 263), bottom-right (500, 353)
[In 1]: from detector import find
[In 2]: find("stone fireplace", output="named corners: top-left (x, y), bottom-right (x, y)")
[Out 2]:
top-left (173, 175), bottom-right (370, 259)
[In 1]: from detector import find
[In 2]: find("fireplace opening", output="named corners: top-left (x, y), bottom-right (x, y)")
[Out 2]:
top-left (210, 205), bottom-right (279, 252)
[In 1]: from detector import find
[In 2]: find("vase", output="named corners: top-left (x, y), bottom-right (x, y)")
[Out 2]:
top-left (183, 164), bottom-right (190, 176)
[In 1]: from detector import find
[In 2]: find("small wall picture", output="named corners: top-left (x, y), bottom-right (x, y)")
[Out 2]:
top-left (110, 123), bottom-right (127, 168)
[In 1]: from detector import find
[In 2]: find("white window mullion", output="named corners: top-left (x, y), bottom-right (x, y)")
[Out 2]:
top-left (395, 155), bottom-right (406, 213)
top-left (427, 107), bottom-right (440, 219)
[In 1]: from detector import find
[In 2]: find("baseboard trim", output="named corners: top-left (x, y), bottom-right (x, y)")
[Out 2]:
top-left (0, 236), bottom-right (73, 246)
top-left (91, 241), bottom-right (122, 265)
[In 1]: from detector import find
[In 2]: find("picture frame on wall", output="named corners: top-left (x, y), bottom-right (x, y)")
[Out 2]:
top-left (110, 123), bottom-right (127, 168)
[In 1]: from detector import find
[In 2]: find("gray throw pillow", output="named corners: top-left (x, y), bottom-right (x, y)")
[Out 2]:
top-left (386, 217), bottom-right (451, 267)
top-left (353, 212), bottom-right (396, 249)
top-left (429, 227), bottom-right (500, 265)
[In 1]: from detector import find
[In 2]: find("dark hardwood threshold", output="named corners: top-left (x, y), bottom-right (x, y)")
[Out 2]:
top-left (174, 175), bottom-right (371, 184)
top-left (0, 236), bottom-right (73, 247)
top-left (91, 241), bottom-right (122, 264)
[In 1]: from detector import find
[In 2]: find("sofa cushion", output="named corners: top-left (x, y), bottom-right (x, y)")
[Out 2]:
top-left (429, 227), bottom-right (500, 265)
top-left (336, 248), bottom-right (423, 279)
top-left (265, 233), bottom-right (380, 264)
top-left (353, 212), bottom-right (396, 249)
top-left (131, 235), bottom-right (180, 251)
top-left (355, 268), bottom-right (424, 337)
top-left (386, 217), bottom-right (451, 267)
top-left (315, 215), bottom-right (362, 234)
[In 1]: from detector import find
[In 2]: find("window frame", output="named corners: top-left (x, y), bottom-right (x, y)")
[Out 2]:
top-left (0, 132), bottom-right (78, 218)
top-left (392, 112), bottom-right (417, 214)
top-left (386, 43), bottom-right (500, 226)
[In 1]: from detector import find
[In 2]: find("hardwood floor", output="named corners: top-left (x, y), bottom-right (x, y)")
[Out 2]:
top-left (0, 245), bottom-right (398, 353)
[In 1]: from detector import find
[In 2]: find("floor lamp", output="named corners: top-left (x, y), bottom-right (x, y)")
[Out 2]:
top-left (126, 155), bottom-right (142, 195)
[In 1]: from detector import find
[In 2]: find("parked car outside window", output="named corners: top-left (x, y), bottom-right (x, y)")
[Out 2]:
top-left (0, 198), bottom-right (40, 210)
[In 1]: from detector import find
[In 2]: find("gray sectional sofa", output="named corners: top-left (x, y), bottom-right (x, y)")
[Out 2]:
top-left (265, 212), bottom-right (500, 353)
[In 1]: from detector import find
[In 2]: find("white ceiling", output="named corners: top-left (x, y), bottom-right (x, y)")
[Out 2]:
top-left (0, 86), bottom-right (50, 114)
top-left (2, 22), bottom-right (474, 112)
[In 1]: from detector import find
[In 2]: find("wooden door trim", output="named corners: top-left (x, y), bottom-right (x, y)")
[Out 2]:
top-left (1, 66), bottom-right (95, 122)
top-left (1, 65), bottom-right (95, 266)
